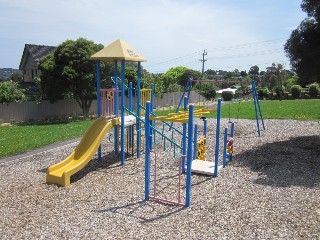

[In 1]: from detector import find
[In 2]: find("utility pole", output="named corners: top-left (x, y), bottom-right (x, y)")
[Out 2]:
top-left (200, 50), bottom-right (207, 79)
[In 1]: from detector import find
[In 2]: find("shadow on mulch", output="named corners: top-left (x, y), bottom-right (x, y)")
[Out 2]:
top-left (236, 135), bottom-right (320, 188)
top-left (70, 152), bottom-right (122, 184)
top-left (98, 200), bottom-right (185, 223)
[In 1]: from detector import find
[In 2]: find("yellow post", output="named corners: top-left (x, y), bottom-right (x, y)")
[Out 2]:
top-left (140, 89), bottom-right (152, 116)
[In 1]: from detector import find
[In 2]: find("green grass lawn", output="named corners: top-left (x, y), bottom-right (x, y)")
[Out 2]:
top-left (0, 120), bottom-right (94, 158)
top-left (0, 99), bottom-right (319, 158)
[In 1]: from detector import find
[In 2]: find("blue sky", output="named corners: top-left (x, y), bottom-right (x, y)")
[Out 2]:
top-left (0, 0), bottom-right (306, 73)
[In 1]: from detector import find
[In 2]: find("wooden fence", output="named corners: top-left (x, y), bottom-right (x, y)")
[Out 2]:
top-left (0, 91), bottom-right (206, 122)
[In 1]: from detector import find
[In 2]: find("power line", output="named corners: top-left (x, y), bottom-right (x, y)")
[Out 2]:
top-left (144, 37), bottom-right (289, 73)
top-left (144, 50), bottom-right (202, 68)
top-left (206, 38), bottom-right (286, 52)
top-left (206, 48), bottom-right (283, 60)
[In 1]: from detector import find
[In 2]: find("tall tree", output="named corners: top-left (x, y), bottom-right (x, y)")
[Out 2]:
top-left (284, 0), bottom-right (320, 86)
top-left (159, 66), bottom-right (201, 92)
top-left (248, 65), bottom-right (260, 84)
top-left (265, 63), bottom-right (286, 99)
top-left (249, 65), bottom-right (259, 75)
top-left (39, 38), bottom-right (103, 115)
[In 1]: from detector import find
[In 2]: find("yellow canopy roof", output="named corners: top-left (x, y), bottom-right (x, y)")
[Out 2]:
top-left (90, 39), bottom-right (147, 62)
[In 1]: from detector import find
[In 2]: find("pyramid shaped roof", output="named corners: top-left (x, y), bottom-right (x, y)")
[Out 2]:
top-left (90, 39), bottom-right (147, 62)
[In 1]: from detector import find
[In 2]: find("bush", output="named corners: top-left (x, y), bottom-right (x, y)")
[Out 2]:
top-left (257, 88), bottom-right (269, 100)
top-left (194, 82), bottom-right (216, 100)
top-left (201, 88), bottom-right (216, 100)
top-left (275, 86), bottom-right (285, 100)
top-left (309, 83), bottom-right (319, 98)
top-left (0, 81), bottom-right (27, 104)
top-left (291, 85), bottom-right (302, 99)
top-left (222, 91), bottom-right (234, 101)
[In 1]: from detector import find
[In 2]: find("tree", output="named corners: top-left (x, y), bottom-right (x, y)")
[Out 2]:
top-left (308, 82), bottom-right (320, 97)
top-left (284, 75), bottom-right (299, 91)
top-left (177, 68), bottom-right (201, 87)
top-left (205, 69), bottom-right (216, 75)
top-left (160, 66), bottom-right (186, 92)
top-left (141, 72), bottom-right (164, 95)
top-left (39, 38), bottom-right (103, 116)
top-left (8, 72), bottom-right (22, 82)
top-left (160, 66), bottom-right (201, 92)
top-left (240, 70), bottom-right (247, 77)
top-left (249, 65), bottom-right (259, 75)
top-left (0, 81), bottom-right (26, 104)
top-left (193, 82), bottom-right (216, 100)
top-left (264, 63), bottom-right (287, 99)
top-left (291, 85), bottom-right (302, 99)
top-left (284, 0), bottom-right (320, 86)
top-left (248, 65), bottom-right (260, 84)
top-left (221, 91), bottom-right (234, 101)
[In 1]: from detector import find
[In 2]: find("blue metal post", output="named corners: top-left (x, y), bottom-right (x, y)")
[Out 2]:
top-left (255, 82), bottom-right (266, 131)
top-left (137, 62), bottom-right (141, 158)
top-left (186, 104), bottom-right (194, 207)
top-left (129, 82), bottom-right (133, 149)
top-left (214, 98), bottom-right (222, 177)
top-left (257, 98), bottom-right (265, 131)
top-left (114, 61), bottom-right (119, 154)
top-left (252, 80), bottom-right (261, 137)
top-left (204, 119), bottom-right (207, 136)
top-left (193, 124), bottom-right (198, 160)
top-left (144, 101), bottom-right (151, 201)
top-left (223, 128), bottom-right (228, 168)
top-left (231, 122), bottom-right (235, 138)
top-left (176, 78), bottom-right (192, 113)
top-left (96, 61), bottom-right (102, 160)
top-left (182, 96), bottom-right (188, 173)
top-left (120, 60), bottom-right (125, 165)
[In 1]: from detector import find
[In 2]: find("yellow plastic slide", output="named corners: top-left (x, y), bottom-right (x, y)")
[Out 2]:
top-left (46, 117), bottom-right (119, 187)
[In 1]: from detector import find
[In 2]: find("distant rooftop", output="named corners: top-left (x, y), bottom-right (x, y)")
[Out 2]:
top-left (19, 44), bottom-right (56, 69)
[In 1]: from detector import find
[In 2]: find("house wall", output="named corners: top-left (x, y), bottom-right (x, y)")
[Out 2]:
top-left (0, 91), bottom-right (207, 122)
top-left (22, 54), bottom-right (38, 82)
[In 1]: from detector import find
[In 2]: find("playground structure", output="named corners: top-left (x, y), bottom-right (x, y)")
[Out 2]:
top-left (144, 96), bottom-right (239, 207)
top-left (46, 39), bottom-right (265, 207)
top-left (46, 39), bottom-right (151, 186)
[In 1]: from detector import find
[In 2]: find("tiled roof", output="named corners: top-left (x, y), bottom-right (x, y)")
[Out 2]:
top-left (25, 44), bottom-right (56, 64)
top-left (19, 44), bottom-right (56, 69)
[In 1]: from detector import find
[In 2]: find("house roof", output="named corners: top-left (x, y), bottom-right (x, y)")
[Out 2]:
top-left (19, 44), bottom-right (56, 70)
top-left (90, 39), bottom-right (147, 62)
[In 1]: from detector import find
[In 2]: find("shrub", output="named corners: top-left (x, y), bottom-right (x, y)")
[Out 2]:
top-left (194, 82), bottom-right (216, 100)
top-left (309, 83), bottom-right (319, 98)
top-left (274, 86), bottom-right (285, 100)
top-left (258, 88), bottom-right (269, 100)
top-left (257, 88), bottom-right (264, 100)
top-left (291, 85), bottom-right (302, 99)
top-left (222, 91), bottom-right (234, 101)
top-left (201, 88), bottom-right (216, 101)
